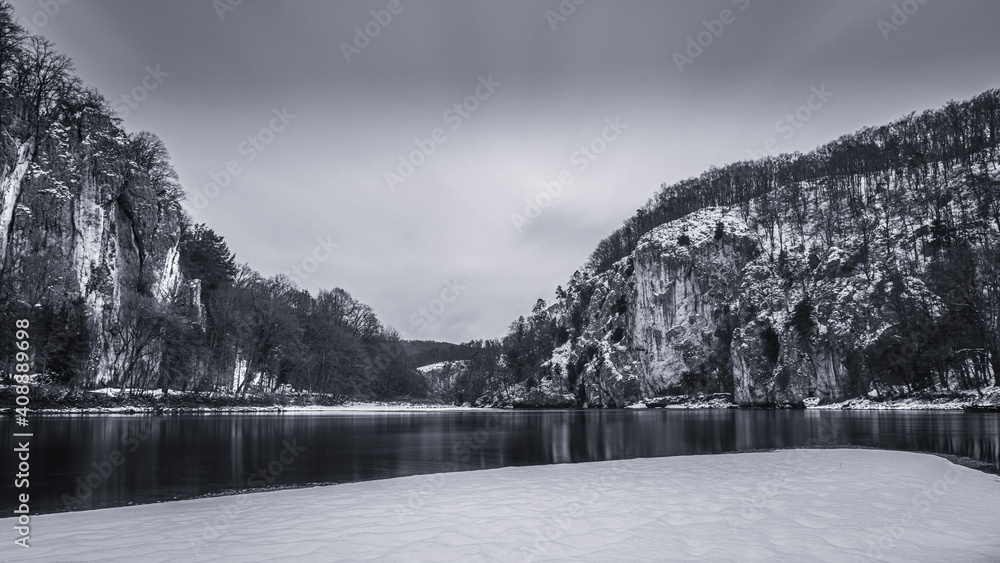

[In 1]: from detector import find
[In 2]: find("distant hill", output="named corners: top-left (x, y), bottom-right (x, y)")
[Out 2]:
top-left (402, 340), bottom-right (478, 368)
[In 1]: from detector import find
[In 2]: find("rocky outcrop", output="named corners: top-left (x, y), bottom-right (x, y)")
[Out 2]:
top-left (541, 207), bottom-right (759, 406)
top-left (730, 321), bottom-right (849, 405)
top-left (628, 208), bottom-right (753, 396)
top-left (535, 163), bottom-right (999, 406)
top-left (417, 361), bottom-right (470, 396)
top-left (2, 119), bottom-right (189, 386)
top-left (0, 141), bottom-right (31, 264)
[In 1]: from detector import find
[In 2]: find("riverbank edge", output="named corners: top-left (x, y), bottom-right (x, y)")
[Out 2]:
top-left (112, 447), bottom-right (1000, 516)
top-left (24, 446), bottom-right (1000, 519)
top-left (3, 384), bottom-right (999, 414)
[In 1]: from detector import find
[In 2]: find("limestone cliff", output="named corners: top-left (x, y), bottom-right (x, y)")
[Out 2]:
top-left (529, 163), bottom-right (999, 406)
top-left (1, 111), bottom-right (193, 386)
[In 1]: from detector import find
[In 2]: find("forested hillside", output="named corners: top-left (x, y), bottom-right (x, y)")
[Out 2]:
top-left (0, 4), bottom-right (426, 399)
top-left (443, 89), bottom-right (1000, 406)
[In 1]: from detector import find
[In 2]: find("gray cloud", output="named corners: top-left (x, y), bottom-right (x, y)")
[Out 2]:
top-left (12, 0), bottom-right (1000, 342)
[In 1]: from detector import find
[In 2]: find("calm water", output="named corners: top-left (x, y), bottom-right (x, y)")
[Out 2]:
top-left (5, 409), bottom-right (999, 514)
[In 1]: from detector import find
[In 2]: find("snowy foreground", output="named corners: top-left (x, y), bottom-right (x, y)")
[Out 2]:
top-left (5, 450), bottom-right (1000, 562)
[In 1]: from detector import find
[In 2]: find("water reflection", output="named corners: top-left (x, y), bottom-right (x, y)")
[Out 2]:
top-left (4, 409), bottom-right (997, 514)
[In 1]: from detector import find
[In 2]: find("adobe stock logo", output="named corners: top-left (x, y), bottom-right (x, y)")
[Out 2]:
top-left (111, 65), bottom-right (169, 119)
top-left (340, 0), bottom-right (415, 63)
top-left (746, 85), bottom-right (833, 160)
top-left (284, 235), bottom-right (340, 287)
top-left (544, 0), bottom-right (587, 31)
top-left (16, 0), bottom-right (71, 33)
top-left (384, 75), bottom-right (500, 192)
top-left (672, 0), bottom-right (750, 74)
top-left (409, 278), bottom-right (467, 332)
top-left (188, 107), bottom-right (296, 212)
top-left (512, 117), bottom-right (627, 233)
top-left (877, 0), bottom-right (929, 41)
top-left (213, 0), bottom-right (243, 21)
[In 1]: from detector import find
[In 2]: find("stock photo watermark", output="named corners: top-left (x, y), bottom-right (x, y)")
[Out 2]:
top-left (15, 0), bottom-right (70, 33)
top-left (395, 413), bottom-right (504, 524)
top-left (862, 464), bottom-right (962, 560)
top-left (544, 0), bottom-right (587, 31)
top-left (409, 278), bottom-right (467, 332)
top-left (747, 85), bottom-right (833, 160)
top-left (284, 235), bottom-right (340, 287)
top-left (878, 0), bottom-right (929, 41)
top-left (520, 451), bottom-right (638, 562)
top-left (188, 107), bottom-right (296, 212)
top-left (511, 117), bottom-right (627, 233)
top-left (111, 65), bottom-right (169, 120)
top-left (726, 416), bottom-right (843, 528)
top-left (672, 0), bottom-right (750, 74)
top-left (60, 416), bottom-right (164, 509)
top-left (187, 440), bottom-right (306, 555)
top-left (213, 0), bottom-right (245, 22)
top-left (384, 74), bottom-right (500, 192)
top-left (340, 0), bottom-right (415, 63)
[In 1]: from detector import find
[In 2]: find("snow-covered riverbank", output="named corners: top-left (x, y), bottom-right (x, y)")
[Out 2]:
top-left (11, 401), bottom-right (493, 416)
top-left (628, 387), bottom-right (1000, 411)
top-left (21, 401), bottom-right (488, 415)
top-left (0, 384), bottom-right (477, 414)
top-left (4, 449), bottom-right (998, 561)
top-left (806, 387), bottom-right (1000, 411)
top-left (14, 386), bottom-right (1000, 414)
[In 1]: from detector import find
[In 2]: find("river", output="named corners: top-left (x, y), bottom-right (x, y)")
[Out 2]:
top-left (5, 409), bottom-right (998, 514)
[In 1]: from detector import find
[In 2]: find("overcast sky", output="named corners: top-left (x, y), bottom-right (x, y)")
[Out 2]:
top-left (10, 0), bottom-right (1000, 342)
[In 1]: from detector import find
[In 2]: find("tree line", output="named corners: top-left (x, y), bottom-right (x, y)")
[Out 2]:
top-left (588, 90), bottom-right (1000, 274)
top-left (0, 3), bottom-right (427, 399)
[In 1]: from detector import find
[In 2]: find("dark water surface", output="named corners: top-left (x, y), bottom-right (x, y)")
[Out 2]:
top-left (5, 409), bottom-right (999, 514)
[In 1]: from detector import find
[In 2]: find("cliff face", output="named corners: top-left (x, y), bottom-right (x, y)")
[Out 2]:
top-left (1, 112), bottom-right (190, 386)
top-left (0, 9), bottom-right (198, 387)
top-left (629, 208), bottom-right (752, 396)
top-left (541, 207), bottom-right (759, 406)
top-left (531, 162), bottom-right (999, 406)
top-left (417, 361), bottom-right (469, 396)
top-left (2, 9), bottom-right (431, 398)
top-left (541, 208), bottom-right (752, 406)
top-left (0, 141), bottom-right (31, 264)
